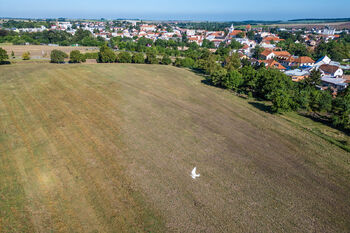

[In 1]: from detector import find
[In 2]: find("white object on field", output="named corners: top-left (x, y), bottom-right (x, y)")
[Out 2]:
top-left (191, 167), bottom-right (200, 179)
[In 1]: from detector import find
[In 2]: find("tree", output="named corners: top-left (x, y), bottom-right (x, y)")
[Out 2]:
top-left (240, 65), bottom-right (258, 92)
top-left (252, 46), bottom-right (264, 59)
top-left (202, 39), bottom-right (215, 49)
top-left (223, 70), bottom-right (243, 90)
top-left (50, 50), bottom-right (68, 63)
top-left (304, 69), bottom-right (321, 87)
top-left (210, 67), bottom-right (228, 87)
top-left (318, 91), bottom-right (333, 113)
top-left (116, 51), bottom-right (132, 63)
top-left (69, 50), bottom-right (86, 63)
top-left (145, 51), bottom-right (158, 64)
top-left (22, 51), bottom-right (30, 60)
top-left (224, 53), bottom-right (241, 71)
top-left (236, 32), bottom-right (245, 38)
top-left (97, 45), bottom-right (116, 63)
top-left (271, 89), bottom-right (294, 113)
top-left (0, 48), bottom-right (9, 64)
top-left (256, 68), bottom-right (295, 101)
top-left (161, 55), bottom-right (172, 65)
top-left (132, 53), bottom-right (145, 64)
top-left (11, 51), bottom-right (15, 58)
top-left (230, 39), bottom-right (243, 50)
top-left (332, 88), bottom-right (350, 130)
top-left (195, 54), bottom-right (221, 75)
top-left (247, 31), bottom-right (255, 40)
top-left (181, 57), bottom-right (195, 68)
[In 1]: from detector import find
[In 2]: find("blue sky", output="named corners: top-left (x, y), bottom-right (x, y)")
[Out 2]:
top-left (0, 0), bottom-right (349, 21)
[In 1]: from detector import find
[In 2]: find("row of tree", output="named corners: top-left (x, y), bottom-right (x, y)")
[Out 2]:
top-left (0, 29), bottom-right (105, 46)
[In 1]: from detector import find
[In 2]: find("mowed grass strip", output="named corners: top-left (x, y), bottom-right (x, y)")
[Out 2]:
top-left (0, 63), bottom-right (349, 232)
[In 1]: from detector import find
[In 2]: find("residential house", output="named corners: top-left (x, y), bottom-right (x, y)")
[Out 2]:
top-left (259, 59), bottom-right (286, 70)
top-left (260, 49), bottom-right (275, 60)
top-left (295, 56), bottom-right (315, 67)
top-left (262, 36), bottom-right (284, 43)
top-left (321, 76), bottom-right (348, 92)
top-left (280, 56), bottom-right (314, 68)
top-left (318, 64), bottom-right (343, 77)
top-left (284, 69), bottom-right (310, 82)
top-left (140, 24), bottom-right (156, 32)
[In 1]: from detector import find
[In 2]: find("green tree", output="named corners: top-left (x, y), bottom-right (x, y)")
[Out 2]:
top-left (236, 32), bottom-right (245, 38)
top-left (202, 39), bottom-right (215, 48)
top-left (318, 90), bottom-right (333, 113)
top-left (161, 55), bottom-right (172, 65)
top-left (11, 51), bottom-right (15, 58)
top-left (50, 50), bottom-right (68, 63)
top-left (224, 53), bottom-right (241, 71)
top-left (210, 67), bottom-right (228, 87)
top-left (145, 51), bottom-right (158, 64)
top-left (223, 70), bottom-right (243, 90)
top-left (252, 46), bottom-right (264, 59)
top-left (247, 31), bottom-right (255, 40)
top-left (332, 88), bottom-right (350, 130)
top-left (181, 57), bottom-right (195, 68)
top-left (240, 65), bottom-right (258, 93)
top-left (132, 53), bottom-right (145, 64)
top-left (69, 50), bottom-right (86, 63)
top-left (229, 39), bottom-right (243, 49)
top-left (116, 51), bottom-right (132, 63)
top-left (256, 68), bottom-right (295, 101)
top-left (304, 69), bottom-right (321, 87)
top-left (271, 89), bottom-right (294, 113)
top-left (97, 45), bottom-right (116, 63)
top-left (0, 48), bottom-right (9, 64)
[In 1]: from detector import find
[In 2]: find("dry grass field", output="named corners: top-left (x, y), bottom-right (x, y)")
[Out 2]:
top-left (267, 21), bottom-right (350, 30)
top-left (0, 44), bottom-right (98, 58)
top-left (0, 63), bottom-right (349, 232)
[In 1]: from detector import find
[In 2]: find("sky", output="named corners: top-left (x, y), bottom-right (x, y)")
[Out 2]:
top-left (0, 0), bottom-right (349, 21)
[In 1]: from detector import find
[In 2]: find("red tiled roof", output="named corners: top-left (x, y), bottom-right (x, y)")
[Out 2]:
top-left (273, 51), bottom-right (291, 57)
top-left (260, 59), bottom-right (286, 70)
top-left (262, 36), bottom-right (284, 42)
top-left (229, 30), bottom-right (243, 36)
top-left (319, 64), bottom-right (341, 74)
top-left (260, 49), bottom-right (274, 57)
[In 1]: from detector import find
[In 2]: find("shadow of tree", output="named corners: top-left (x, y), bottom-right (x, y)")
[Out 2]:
top-left (248, 101), bottom-right (272, 114)
top-left (299, 111), bottom-right (350, 136)
top-left (0, 61), bottom-right (11, 65)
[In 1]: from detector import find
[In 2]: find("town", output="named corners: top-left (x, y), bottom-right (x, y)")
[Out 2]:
top-left (1, 18), bottom-right (350, 94)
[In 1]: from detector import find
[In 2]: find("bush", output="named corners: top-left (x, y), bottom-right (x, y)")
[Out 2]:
top-left (116, 51), bottom-right (132, 63)
top-left (22, 52), bottom-right (31, 60)
top-left (69, 50), bottom-right (86, 63)
top-left (132, 53), bottom-right (145, 64)
top-left (97, 45), bottom-right (116, 63)
top-left (161, 55), bottom-right (172, 65)
top-left (50, 50), bottom-right (68, 63)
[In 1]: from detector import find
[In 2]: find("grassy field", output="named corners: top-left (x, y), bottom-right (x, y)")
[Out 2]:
top-left (0, 45), bottom-right (98, 58)
top-left (0, 63), bottom-right (349, 232)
